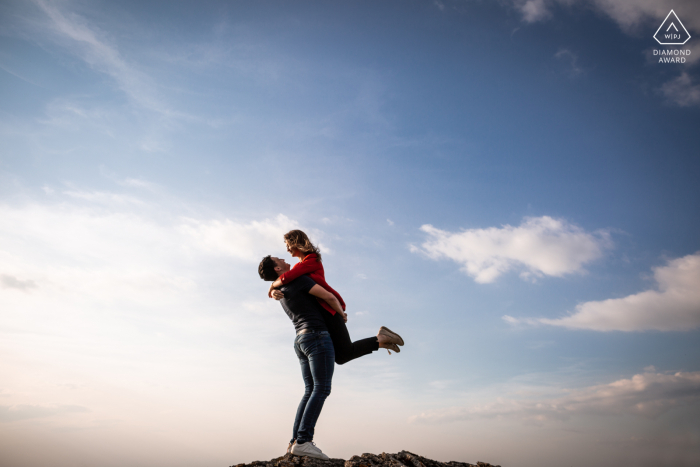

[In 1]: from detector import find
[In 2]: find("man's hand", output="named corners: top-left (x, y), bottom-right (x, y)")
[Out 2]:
top-left (268, 278), bottom-right (283, 297)
top-left (271, 289), bottom-right (284, 300)
top-left (340, 311), bottom-right (347, 323)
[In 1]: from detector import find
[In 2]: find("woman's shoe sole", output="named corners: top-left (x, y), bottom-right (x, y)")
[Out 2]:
top-left (379, 326), bottom-right (404, 346)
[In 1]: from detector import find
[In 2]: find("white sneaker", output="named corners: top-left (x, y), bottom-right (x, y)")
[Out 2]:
top-left (291, 441), bottom-right (330, 460)
top-left (286, 441), bottom-right (295, 454)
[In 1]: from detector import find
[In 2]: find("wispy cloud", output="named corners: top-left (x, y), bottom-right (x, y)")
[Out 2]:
top-left (0, 63), bottom-right (46, 88)
top-left (180, 214), bottom-right (299, 262)
top-left (506, 252), bottom-right (700, 331)
top-left (0, 404), bottom-right (89, 422)
top-left (0, 274), bottom-right (38, 291)
top-left (510, 0), bottom-right (700, 109)
top-left (411, 369), bottom-right (700, 423)
top-left (592, 0), bottom-right (700, 33)
top-left (0, 182), bottom-right (310, 447)
top-left (555, 48), bottom-right (583, 77)
top-left (62, 188), bottom-right (146, 206)
top-left (660, 72), bottom-right (700, 107)
top-left (516, 0), bottom-right (551, 23)
top-left (118, 178), bottom-right (160, 190)
top-left (0, 184), bottom-right (303, 318)
top-left (412, 216), bottom-right (611, 283)
top-left (511, 0), bottom-right (700, 33)
top-left (34, 0), bottom-right (167, 114)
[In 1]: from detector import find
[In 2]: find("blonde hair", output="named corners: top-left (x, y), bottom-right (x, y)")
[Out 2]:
top-left (283, 230), bottom-right (321, 262)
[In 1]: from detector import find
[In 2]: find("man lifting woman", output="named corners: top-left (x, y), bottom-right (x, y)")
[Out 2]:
top-left (258, 230), bottom-right (405, 460)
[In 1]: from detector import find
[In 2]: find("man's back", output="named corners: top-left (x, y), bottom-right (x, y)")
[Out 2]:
top-left (278, 275), bottom-right (328, 333)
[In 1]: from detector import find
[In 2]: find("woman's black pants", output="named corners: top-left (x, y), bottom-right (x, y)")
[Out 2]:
top-left (321, 311), bottom-right (379, 365)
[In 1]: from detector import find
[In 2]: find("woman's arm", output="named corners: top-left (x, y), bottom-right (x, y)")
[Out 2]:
top-left (267, 278), bottom-right (283, 297)
top-left (308, 285), bottom-right (347, 322)
top-left (279, 259), bottom-right (322, 284)
top-left (268, 258), bottom-right (323, 298)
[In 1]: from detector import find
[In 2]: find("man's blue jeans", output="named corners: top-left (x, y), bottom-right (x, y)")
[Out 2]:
top-left (291, 330), bottom-right (335, 445)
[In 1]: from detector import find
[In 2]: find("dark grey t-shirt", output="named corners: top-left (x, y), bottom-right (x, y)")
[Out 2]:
top-left (278, 275), bottom-right (328, 333)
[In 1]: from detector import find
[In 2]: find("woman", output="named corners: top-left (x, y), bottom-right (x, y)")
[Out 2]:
top-left (268, 229), bottom-right (404, 363)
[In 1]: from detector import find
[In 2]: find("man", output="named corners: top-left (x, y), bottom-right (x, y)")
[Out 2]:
top-left (258, 255), bottom-right (343, 460)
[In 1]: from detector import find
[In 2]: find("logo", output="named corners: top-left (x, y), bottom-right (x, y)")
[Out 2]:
top-left (654, 10), bottom-right (691, 45)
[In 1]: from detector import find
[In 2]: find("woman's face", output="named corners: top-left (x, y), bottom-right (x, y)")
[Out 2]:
top-left (286, 241), bottom-right (302, 258)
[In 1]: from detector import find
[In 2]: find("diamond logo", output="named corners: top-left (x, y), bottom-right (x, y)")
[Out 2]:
top-left (654, 10), bottom-right (691, 45)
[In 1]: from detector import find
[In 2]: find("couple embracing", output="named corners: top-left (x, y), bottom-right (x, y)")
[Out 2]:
top-left (258, 230), bottom-right (405, 460)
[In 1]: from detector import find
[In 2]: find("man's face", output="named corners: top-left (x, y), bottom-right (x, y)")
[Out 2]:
top-left (271, 256), bottom-right (290, 275)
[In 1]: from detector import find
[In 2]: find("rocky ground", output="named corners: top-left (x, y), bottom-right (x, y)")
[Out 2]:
top-left (231, 450), bottom-right (500, 467)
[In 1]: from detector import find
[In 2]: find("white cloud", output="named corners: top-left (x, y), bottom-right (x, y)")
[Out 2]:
top-left (35, 1), bottom-right (165, 113)
top-left (660, 73), bottom-right (700, 107)
top-left (591, 0), bottom-right (700, 33)
top-left (517, 0), bottom-right (552, 23)
top-left (62, 188), bottom-right (146, 206)
top-left (428, 380), bottom-right (453, 390)
top-left (0, 184), bottom-right (316, 458)
top-left (179, 214), bottom-right (298, 262)
top-left (119, 178), bottom-right (159, 190)
top-left (512, 0), bottom-right (700, 33)
top-left (412, 216), bottom-right (610, 283)
top-left (510, 1), bottom-right (700, 109)
top-left (1, 274), bottom-right (37, 291)
top-left (411, 369), bottom-right (700, 423)
top-left (0, 192), bottom-right (298, 311)
top-left (514, 252), bottom-right (700, 331)
top-left (0, 404), bottom-right (89, 422)
top-left (555, 48), bottom-right (583, 76)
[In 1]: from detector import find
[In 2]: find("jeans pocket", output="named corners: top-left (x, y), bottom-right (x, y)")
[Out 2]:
top-left (296, 334), bottom-right (314, 354)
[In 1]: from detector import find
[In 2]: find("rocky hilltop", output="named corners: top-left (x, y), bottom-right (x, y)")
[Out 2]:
top-left (231, 450), bottom-right (500, 467)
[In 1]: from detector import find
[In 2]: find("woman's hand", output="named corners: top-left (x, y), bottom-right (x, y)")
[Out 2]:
top-left (268, 283), bottom-right (275, 298)
top-left (341, 311), bottom-right (347, 323)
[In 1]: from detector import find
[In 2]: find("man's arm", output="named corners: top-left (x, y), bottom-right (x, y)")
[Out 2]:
top-left (308, 284), bottom-right (347, 322)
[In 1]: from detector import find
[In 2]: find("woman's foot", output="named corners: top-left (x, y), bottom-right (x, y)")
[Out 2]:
top-left (377, 326), bottom-right (404, 346)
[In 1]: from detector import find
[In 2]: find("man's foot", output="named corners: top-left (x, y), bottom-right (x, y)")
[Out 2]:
top-left (286, 441), bottom-right (295, 454)
top-left (377, 326), bottom-right (404, 346)
top-left (291, 441), bottom-right (330, 460)
top-left (386, 343), bottom-right (400, 354)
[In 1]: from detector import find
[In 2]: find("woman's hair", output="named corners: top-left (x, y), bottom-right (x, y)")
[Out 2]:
top-left (283, 229), bottom-right (321, 262)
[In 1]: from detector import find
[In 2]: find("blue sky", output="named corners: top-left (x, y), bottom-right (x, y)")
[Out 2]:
top-left (1, 1), bottom-right (699, 466)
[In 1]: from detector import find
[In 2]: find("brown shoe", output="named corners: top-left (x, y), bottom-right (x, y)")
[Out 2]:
top-left (378, 326), bottom-right (404, 346)
top-left (386, 343), bottom-right (400, 354)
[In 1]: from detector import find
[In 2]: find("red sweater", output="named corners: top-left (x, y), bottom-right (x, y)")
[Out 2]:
top-left (279, 253), bottom-right (346, 315)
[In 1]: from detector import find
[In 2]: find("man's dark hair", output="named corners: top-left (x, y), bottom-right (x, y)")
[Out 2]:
top-left (258, 255), bottom-right (278, 281)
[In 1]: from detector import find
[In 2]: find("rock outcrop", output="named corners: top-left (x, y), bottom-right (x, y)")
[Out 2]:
top-left (231, 450), bottom-right (500, 467)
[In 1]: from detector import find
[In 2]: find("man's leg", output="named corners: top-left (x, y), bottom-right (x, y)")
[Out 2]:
top-left (322, 312), bottom-right (378, 365)
top-left (294, 331), bottom-right (334, 445)
top-left (291, 335), bottom-right (313, 445)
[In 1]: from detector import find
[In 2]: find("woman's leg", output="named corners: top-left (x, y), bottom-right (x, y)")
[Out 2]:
top-left (295, 332), bottom-right (335, 444)
top-left (322, 311), bottom-right (379, 365)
